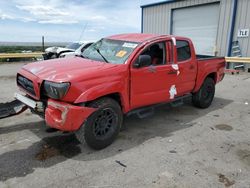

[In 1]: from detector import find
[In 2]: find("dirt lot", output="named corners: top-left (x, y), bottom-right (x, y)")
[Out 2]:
top-left (0, 62), bottom-right (250, 188)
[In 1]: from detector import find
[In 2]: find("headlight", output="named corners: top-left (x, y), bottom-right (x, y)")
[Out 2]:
top-left (43, 81), bottom-right (70, 99)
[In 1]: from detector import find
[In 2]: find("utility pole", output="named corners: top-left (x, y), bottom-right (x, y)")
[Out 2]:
top-left (42, 36), bottom-right (45, 52)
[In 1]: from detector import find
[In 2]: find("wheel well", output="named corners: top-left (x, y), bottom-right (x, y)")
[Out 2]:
top-left (87, 93), bottom-right (123, 110)
top-left (207, 72), bottom-right (217, 82)
top-left (104, 93), bottom-right (122, 106)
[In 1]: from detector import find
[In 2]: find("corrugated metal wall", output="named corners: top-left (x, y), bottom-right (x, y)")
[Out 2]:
top-left (233, 0), bottom-right (250, 57)
top-left (142, 0), bottom-right (250, 57)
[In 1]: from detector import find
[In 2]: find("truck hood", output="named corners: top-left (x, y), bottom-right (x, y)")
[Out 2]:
top-left (22, 57), bottom-right (117, 82)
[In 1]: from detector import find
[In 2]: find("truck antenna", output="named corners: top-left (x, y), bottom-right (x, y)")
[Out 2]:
top-left (78, 22), bottom-right (88, 42)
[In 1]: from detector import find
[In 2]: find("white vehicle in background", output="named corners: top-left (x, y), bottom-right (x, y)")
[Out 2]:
top-left (44, 42), bottom-right (83, 59)
top-left (59, 42), bottom-right (94, 58)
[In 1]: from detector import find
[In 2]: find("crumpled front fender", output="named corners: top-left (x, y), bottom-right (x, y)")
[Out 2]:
top-left (45, 99), bottom-right (96, 131)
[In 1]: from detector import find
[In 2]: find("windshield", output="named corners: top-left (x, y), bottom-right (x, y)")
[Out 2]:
top-left (65, 43), bottom-right (81, 50)
top-left (82, 39), bottom-right (139, 64)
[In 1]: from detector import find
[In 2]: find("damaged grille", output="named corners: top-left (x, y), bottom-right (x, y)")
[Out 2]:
top-left (17, 75), bottom-right (36, 96)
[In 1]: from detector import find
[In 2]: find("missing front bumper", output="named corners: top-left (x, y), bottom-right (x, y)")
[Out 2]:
top-left (13, 93), bottom-right (96, 132)
top-left (14, 93), bottom-right (44, 112)
top-left (0, 99), bottom-right (27, 119)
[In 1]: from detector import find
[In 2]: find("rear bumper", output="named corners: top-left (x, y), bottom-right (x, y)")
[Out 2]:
top-left (15, 93), bottom-right (96, 131)
top-left (45, 99), bottom-right (96, 131)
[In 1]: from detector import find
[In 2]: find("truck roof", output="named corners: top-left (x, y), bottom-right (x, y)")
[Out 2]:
top-left (106, 33), bottom-right (162, 43)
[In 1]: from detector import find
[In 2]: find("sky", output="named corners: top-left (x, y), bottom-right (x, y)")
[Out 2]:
top-left (0, 0), bottom-right (160, 42)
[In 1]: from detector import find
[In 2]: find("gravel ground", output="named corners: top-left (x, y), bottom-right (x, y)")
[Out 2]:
top-left (0, 62), bottom-right (250, 188)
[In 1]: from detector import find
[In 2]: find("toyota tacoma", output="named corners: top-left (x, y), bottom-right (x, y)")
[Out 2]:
top-left (15, 33), bottom-right (225, 149)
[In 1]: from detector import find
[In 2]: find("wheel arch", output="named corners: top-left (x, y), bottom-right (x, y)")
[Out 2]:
top-left (206, 72), bottom-right (217, 83)
top-left (193, 72), bottom-right (217, 93)
top-left (78, 92), bottom-right (128, 113)
top-left (74, 80), bottom-right (130, 113)
top-left (89, 93), bottom-right (123, 110)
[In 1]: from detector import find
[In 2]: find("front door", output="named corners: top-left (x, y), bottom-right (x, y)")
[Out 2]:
top-left (130, 41), bottom-right (178, 109)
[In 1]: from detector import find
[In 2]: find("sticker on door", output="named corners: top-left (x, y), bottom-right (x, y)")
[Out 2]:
top-left (169, 85), bottom-right (177, 99)
top-left (171, 64), bottom-right (180, 75)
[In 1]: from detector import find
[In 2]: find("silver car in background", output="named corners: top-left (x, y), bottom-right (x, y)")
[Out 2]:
top-left (59, 42), bottom-right (93, 58)
top-left (44, 42), bottom-right (84, 59)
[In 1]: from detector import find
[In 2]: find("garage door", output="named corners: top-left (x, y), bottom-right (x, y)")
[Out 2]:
top-left (172, 3), bottom-right (219, 56)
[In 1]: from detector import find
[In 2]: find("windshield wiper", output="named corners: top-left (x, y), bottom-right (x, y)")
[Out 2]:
top-left (94, 47), bottom-right (109, 63)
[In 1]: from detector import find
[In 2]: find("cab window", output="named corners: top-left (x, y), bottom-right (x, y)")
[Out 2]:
top-left (140, 42), bottom-right (166, 66)
top-left (176, 40), bottom-right (191, 62)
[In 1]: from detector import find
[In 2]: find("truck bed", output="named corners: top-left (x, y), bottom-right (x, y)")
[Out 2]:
top-left (194, 55), bottom-right (226, 92)
top-left (196, 54), bottom-right (224, 61)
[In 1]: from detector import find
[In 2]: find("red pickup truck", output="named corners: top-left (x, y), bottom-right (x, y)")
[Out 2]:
top-left (15, 33), bottom-right (225, 149)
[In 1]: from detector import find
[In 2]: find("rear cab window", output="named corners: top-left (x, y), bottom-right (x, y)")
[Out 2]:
top-left (176, 40), bottom-right (191, 62)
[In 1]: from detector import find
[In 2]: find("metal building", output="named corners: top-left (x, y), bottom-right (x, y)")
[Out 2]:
top-left (141, 0), bottom-right (250, 64)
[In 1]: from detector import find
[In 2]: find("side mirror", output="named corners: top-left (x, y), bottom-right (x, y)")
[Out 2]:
top-left (134, 55), bottom-right (152, 68)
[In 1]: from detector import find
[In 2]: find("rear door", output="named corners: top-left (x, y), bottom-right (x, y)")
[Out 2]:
top-left (174, 40), bottom-right (197, 95)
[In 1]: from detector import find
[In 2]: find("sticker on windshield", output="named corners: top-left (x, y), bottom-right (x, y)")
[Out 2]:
top-left (116, 50), bottom-right (127, 57)
top-left (122, 42), bottom-right (138, 48)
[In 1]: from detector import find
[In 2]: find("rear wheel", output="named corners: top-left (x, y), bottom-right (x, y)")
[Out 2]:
top-left (192, 77), bottom-right (215, 108)
top-left (75, 97), bottom-right (123, 150)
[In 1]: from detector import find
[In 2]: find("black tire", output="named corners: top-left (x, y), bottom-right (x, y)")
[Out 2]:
top-left (192, 77), bottom-right (215, 108)
top-left (75, 97), bottom-right (123, 150)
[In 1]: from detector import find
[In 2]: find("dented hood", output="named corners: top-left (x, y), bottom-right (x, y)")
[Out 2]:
top-left (22, 57), bottom-right (117, 82)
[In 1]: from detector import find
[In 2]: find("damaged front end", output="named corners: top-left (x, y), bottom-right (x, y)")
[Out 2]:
top-left (45, 99), bottom-right (96, 131)
top-left (0, 63), bottom-right (98, 131)
top-left (0, 90), bottom-right (96, 132)
top-left (0, 89), bottom-right (96, 131)
top-left (14, 91), bottom-right (96, 131)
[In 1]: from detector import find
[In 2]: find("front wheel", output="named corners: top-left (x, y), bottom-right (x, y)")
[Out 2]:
top-left (192, 77), bottom-right (215, 108)
top-left (75, 97), bottom-right (123, 150)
